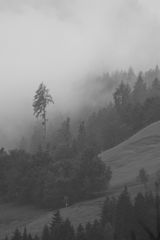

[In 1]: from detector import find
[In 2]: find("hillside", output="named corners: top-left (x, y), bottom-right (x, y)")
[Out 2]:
top-left (0, 198), bottom-right (105, 239)
top-left (101, 121), bottom-right (160, 186)
top-left (2, 121), bottom-right (160, 238)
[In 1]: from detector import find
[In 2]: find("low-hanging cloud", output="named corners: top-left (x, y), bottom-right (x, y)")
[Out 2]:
top-left (0, 0), bottom-right (160, 148)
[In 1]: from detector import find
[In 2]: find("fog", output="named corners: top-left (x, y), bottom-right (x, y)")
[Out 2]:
top-left (0, 0), bottom-right (160, 148)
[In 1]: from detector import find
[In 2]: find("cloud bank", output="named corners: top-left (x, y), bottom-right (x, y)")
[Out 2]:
top-left (0, 0), bottom-right (160, 148)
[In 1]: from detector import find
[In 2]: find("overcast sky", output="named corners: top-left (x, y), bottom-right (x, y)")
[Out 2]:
top-left (0, 0), bottom-right (160, 148)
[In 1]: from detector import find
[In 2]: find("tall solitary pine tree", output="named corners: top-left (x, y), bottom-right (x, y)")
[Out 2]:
top-left (33, 82), bottom-right (54, 142)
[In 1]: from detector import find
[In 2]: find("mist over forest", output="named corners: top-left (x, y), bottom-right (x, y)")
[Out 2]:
top-left (1, 2), bottom-right (160, 239)
top-left (0, 0), bottom-right (160, 149)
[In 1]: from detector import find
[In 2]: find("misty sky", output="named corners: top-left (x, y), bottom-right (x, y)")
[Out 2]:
top-left (0, 0), bottom-right (160, 148)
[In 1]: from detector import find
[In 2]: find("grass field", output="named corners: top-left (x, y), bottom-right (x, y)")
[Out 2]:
top-left (0, 197), bottom-right (105, 238)
top-left (1, 121), bottom-right (160, 238)
top-left (101, 121), bottom-right (160, 186)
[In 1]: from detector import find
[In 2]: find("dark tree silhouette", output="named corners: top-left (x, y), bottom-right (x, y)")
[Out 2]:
top-left (50, 210), bottom-right (62, 232)
top-left (41, 225), bottom-right (50, 240)
top-left (138, 168), bottom-right (149, 191)
top-left (33, 82), bottom-right (54, 142)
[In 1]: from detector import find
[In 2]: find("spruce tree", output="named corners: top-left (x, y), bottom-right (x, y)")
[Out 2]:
top-left (62, 219), bottom-right (75, 240)
top-left (76, 224), bottom-right (86, 240)
top-left (85, 222), bottom-right (92, 240)
top-left (28, 234), bottom-right (33, 240)
top-left (101, 196), bottom-right (116, 226)
top-left (4, 235), bottom-right (8, 240)
top-left (50, 210), bottom-right (62, 231)
top-left (77, 121), bottom-right (86, 152)
top-left (42, 225), bottom-right (50, 240)
top-left (138, 168), bottom-right (149, 191)
top-left (134, 192), bottom-right (148, 240)
top-left (33, 82), bottom-right (54, 143)
top-left (11, 228), bottom-right (22, 240)
top-left (150, 78), bottom-right (160, 98)
top-left (132, 73), bottom-right (147, 104)
top-left (33, 235), bottom-right (39, 240)
top-left (103, 223), bottom-right (114, 240)
top-left (50, 210), bottom-right (63, 240)
top-left (115, 186), bottom-right (134, 240)
top-left (22, 227), bottom-right (27, 240)
top-left (91, 220), bottom-right (104, 240)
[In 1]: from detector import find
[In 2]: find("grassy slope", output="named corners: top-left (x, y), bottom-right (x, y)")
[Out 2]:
top-left (2, 121), bottom-right (160, 238)
top-left (101, 120), bottom-right (160, 186)
top-left (0, 203), bottom-right (46, 239)
top-left (0, 198), bottom-right (104, 238)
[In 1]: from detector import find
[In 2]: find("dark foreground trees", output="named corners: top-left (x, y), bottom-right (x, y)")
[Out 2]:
top-left (102, 186), bottom-right (160, 240)
top-left (0, 147), bottom-right (111, 208)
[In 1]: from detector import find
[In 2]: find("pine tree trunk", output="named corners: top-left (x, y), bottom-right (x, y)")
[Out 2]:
top-left (42, 109), bottom-right (47, 150)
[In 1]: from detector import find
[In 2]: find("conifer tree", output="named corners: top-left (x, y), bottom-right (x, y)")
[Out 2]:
top-left (4, 235), bottom-right (8, 240)
top-left (138, 168), bottom-right (149, 191)
top-left (134, 192), bottom-right (148, 240)
top-left (61, 118), bottom-right (72, 147)
top-left (22, 227), bottom-right (27, 240)
top-left (113, 81), bottom-right (132, 124)
top-left (132, 73), bottom-right (147, 104)
top-left (28, 234), bottom-right (33, 240)
top-left (85, 222), bottom-right (92, 240)
top-left (115, 186), bottom-right (134, 240)
top-left (63, 219), bottom-right (75, 240)
top-left (103, 223), bottom-right (114, 240)
top-left (42, 225), bottom-right (50, 240)
top-left (101, 197), bottom-right (116, 226)
top-left (50, 210), bottom-right (63, 240)
top-left (33, 82), bottom-right (54, 143)
top-left (76, 224), bottom-right (86, 240)
top-left (12, 228), bottom-right (22, 240)
top-left (77, 121), bottom-right (86, 151)
top-left (150, 78), bottom-right (160, 97)
top-left (138, 185), bottom-right (160, 240)
top-left (33, 235), bottom-right (39, 240)
top-left (114, 81), bottom-right (131, 111)
top-left (91, 220), bottom-right (104, 240)
top-left (50, 210), bottom-right (62, 230)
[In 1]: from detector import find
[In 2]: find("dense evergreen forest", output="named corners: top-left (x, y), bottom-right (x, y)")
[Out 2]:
top-left (7, 187), bottom-right (160, 240)
top-left (28, 66), bottom-right (160, 153)
top-left (1, 0), bottom-right (160, 239)
top-left (1, 66), bottom-right (160, 208)
top-left (0, 147), bottom-right (111, 208)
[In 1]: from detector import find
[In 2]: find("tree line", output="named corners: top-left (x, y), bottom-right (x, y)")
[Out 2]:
top-left (77, 71), bottom-right (160, 153)
top-left (86, 70), bottom-right (160, 152)
top-left (1, 67), bottom-right (160, 208)
top-left (28, 66), bottom-right (160, 154)
top-left (0, 146), bottom-right (111, 208)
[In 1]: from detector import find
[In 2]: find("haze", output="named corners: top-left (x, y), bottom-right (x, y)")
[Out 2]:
top-left (0, 0), bottom-right (160, 149)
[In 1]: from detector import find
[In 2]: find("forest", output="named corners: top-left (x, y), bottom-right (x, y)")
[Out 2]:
top-left (1, 66), bottom-right (160, 209)
top-left (1, 0), bottom-right (160, 239)
top-left (1, 66), bottom-right (160, 240)
top-left (29, 66), bottom-right (160, 153)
